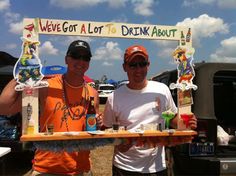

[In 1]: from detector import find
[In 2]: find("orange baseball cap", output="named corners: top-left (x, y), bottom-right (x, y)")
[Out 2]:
top-left (124, 45), bottom-right (149, 63)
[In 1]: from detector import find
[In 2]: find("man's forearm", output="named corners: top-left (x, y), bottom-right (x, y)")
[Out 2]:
top-left (0, 79), bottom-right (22, 115)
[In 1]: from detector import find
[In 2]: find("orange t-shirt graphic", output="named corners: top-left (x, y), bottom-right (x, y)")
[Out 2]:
top-left (33, 75), bottom-right (96, 175)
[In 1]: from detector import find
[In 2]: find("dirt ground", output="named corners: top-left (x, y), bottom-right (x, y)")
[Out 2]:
top-left (90, 104), bottom-right (113, 176)
top-left (91, 145), bottom-right (114, 176)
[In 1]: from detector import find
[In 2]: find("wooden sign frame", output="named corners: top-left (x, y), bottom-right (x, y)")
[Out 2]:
top-left (18, 18), bottom-right (193, 136)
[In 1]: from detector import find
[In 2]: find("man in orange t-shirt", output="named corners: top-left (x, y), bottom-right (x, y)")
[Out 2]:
top-left (0, 40), bottom-right (100, 175)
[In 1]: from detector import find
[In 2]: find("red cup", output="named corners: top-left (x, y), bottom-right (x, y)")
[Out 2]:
top-left (180, 113), bottom-right (193, 128)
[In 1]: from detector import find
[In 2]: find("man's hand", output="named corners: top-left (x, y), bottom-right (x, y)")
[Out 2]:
top-left (96, 113), bottom-right (103, 129)
top-left (189, 114), bottom-right (197, 130)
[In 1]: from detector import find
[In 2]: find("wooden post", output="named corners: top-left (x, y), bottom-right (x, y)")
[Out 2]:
top-left (19, 18), bottom-right (40, 135)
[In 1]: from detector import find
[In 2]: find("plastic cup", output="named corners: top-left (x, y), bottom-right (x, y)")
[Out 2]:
top-left (162, 111), bottom-right (175, 129)
top-left (180, 113), bottom-right (193, 128)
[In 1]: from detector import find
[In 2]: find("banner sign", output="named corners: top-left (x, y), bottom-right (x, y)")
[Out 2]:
top-left (23, 18), bottom-right (190, 42)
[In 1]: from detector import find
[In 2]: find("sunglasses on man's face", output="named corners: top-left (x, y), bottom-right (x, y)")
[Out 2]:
top-left (128, 61), bottom-right (149, 69)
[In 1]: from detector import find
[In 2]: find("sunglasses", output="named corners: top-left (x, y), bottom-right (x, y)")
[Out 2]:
top-left (128, 61), bottom-right (149, 69)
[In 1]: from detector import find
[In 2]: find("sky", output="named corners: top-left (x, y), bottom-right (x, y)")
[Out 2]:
top-left (0, 0), bottom-right (236, 81)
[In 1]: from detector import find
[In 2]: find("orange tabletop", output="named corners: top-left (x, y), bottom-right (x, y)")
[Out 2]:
top-left (20, 130), bottom-right (197, 142)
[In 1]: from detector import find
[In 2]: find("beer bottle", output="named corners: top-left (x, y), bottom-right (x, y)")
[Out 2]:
top-left (186, 28), bottom-right (191, 42)
top-left (181, 31), bottom-right (186, 46)
top-left (86, 96), bottom-right (97, 131)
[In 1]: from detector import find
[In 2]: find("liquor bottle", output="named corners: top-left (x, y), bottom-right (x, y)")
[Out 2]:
top-left (186, 28), bottom-right (191, 42)
top-left (181, 31), bottom-right (186, 46)
top-left (26, 103), bottom-right (34, 134)
top-left (86, 96), bottom-right (97, 131)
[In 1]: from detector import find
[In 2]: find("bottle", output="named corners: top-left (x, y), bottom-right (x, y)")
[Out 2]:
top-left (27, 118), bottom-right (35, 134)
top-left (181, 31), bottom-right (186, 46)
top-left (26, 103), bottom-right (34, 134)
top-left (186, 28), bottom-right (191, 42)
top-left (86, 96), bottom-right (97, 131)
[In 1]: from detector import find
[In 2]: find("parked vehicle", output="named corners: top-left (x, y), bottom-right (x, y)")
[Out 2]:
top-left (0, 65), bottom-right (34, 175)
top-left (152, 62), bottom-right (236, 175)
top-left (98, 83), bottom-right (115, 104)
top-left (117, 80), bottom-right (129, 88)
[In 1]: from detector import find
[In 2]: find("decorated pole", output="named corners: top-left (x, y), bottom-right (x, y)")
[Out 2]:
top-left (170, 28), bottom-right (197, 130)
top-left (14, 19), bottom-right (48, 135)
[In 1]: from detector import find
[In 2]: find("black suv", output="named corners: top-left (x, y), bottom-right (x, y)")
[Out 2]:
top-left (152, 62), bottom-right (236, 176)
